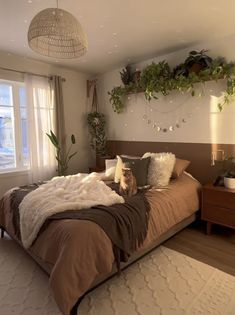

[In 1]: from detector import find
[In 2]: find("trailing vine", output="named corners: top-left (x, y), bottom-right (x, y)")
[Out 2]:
top-left (87, 112), bottom-right (106, 155)
top-left (108, 51), bottom-right (235, 113)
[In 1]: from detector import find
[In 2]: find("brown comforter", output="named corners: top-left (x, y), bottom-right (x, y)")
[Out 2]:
top-left (0, 173), bottom-right (201, 315)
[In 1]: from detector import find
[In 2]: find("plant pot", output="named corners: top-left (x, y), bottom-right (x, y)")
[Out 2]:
top-left (96, 154), bottom-right (112, 170)
top-left (188, 63), bottom-right (204, 75)
top-left (224, 177), bottom-right (235, 189)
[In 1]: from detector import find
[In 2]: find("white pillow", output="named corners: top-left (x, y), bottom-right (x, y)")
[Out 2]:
top-left (143, 152), bottom-right (175, 187)
top-left (105, 159), bottom-right (117, 180)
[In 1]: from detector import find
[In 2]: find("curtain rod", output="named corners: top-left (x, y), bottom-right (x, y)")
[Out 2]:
top-left (0, 66), bottom-right (66, 81)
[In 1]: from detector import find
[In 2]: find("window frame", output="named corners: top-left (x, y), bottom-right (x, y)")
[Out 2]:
top-left (0, 79), bottom-right (29, 174)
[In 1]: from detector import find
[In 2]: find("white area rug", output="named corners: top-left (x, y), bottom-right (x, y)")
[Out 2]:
top-left (0, 237), bottom-right (235, 315)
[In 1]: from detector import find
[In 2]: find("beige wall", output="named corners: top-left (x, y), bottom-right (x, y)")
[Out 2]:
top-left (98, 37), bottom-right (235, 145)
top-left (0, 51), bottom-right (91, 198)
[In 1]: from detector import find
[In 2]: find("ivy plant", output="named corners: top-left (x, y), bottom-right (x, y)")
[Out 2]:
top-left (87, 112), bottom-right (107, 155)
top-left (108, 51), bottom-right (235, 113)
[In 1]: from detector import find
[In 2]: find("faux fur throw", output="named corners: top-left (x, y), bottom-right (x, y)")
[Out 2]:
top-left (19, 173), bottom-right (124, 249)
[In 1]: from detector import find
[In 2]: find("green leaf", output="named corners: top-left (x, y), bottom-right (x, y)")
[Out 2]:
top-left (50, 130), bottom-right (59, 146)
top-left (218, 103), bottom-right (223, 112)
top-left (71, 134), bottom-right (76, 144)
top-left (46, 131), bottom-right (60, 149)
top-left (68, 151), bottom-right (78, 160)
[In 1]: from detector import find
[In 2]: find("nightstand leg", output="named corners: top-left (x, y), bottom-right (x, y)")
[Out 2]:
top-left (206, 222), bottom-right (212, 235)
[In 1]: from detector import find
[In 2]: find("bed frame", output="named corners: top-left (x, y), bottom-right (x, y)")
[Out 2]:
top-left (70, 212), bottom-right (198, 314)
top-left (2, 139), bottom-right (211, 315)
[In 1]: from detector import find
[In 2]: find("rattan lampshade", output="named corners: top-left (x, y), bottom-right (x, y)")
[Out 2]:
top-left (28, 8), bottom-right (88, 59)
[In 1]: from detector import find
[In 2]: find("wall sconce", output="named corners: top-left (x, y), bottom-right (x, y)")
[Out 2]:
top-left (211, 150), bottom-right (225, 166)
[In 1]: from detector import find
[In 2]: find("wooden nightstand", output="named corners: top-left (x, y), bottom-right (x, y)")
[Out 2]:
top-left (202, 184), bottom-right (235, 234)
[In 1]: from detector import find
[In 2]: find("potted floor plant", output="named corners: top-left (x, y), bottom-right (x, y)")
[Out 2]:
top-left (46, 130), bottom-right (77, 176)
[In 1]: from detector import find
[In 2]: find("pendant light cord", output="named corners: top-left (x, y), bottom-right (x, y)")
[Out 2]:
top-left (56, 0), bottom-right (58, 9)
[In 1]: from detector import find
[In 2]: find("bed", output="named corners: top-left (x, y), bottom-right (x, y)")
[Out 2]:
top-left (0, 168), bottom-right (201, 315)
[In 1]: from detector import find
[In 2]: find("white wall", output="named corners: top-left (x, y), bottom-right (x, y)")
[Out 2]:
top-left (0, 51), bottom-right (91, 198)
top-left (98, 36), bottom-right (235, 145)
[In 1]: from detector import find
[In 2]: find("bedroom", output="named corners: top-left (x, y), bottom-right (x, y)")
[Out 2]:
top-left (0, 0), bottom-right (234, 314)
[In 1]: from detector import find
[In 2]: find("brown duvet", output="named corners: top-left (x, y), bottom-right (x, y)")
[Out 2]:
top-left (0, 173), bottom-right (201, 315)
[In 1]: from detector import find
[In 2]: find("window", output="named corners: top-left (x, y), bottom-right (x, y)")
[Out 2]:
top-left (0, 80), bottom-right (29, 172)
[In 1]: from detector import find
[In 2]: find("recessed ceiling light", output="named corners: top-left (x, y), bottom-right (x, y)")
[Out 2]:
top-left (24, 19), bottom-right (28, 23)
top-left (112, 32), bottom-right (117, 36)
top-left (10, 39), bottom-right (15, 42)
top-left (114, 44), bottom-right (118, 48)
top-left (99, 25), bottom-right (104, 29)
top-left (28, 0), bottom-right (33, 3)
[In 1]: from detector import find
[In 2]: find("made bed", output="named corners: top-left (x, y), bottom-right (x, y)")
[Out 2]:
top-left (0, 167), bottom-right (201, 315)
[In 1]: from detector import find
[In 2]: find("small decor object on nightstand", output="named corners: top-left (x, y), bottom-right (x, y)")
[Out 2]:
top-left (224, 170), bottom-right (235, 189)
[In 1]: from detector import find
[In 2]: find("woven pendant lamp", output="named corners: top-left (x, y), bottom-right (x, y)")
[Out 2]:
top-left (28, 1), bottom-right (87, 59)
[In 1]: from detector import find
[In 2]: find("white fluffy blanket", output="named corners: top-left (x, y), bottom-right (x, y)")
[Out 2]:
top-left (19, 173), bottom-right (124, 249)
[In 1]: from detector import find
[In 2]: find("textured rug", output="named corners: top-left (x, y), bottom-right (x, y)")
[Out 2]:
top-left (0, 238), bottom-right (235, 315)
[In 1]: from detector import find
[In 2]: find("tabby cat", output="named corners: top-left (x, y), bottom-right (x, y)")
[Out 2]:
top-left (119, 168), bottom-right (137, 197)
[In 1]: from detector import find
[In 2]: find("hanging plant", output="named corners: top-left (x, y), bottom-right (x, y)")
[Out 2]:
top-left (87, 82), bottom-right (107, 155)
top-left (108, 50), bottom-right (235, 113)
top-left (87, 112), bottom-right (106, 155)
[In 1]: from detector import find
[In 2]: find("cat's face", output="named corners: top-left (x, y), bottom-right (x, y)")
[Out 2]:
top-left (122, 168), bottom-right (132, 178)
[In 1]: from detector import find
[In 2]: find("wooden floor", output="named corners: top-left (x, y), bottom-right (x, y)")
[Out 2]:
top-left (164, 221), bottom-right (235, 277)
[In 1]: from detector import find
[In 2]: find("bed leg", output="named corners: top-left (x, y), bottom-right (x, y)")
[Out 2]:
top-left (1, 228), bottom-right (4, 238)
top-left (70, 297), bottom-right (83, 315)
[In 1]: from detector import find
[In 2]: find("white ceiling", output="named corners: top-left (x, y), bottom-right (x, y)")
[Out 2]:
top-left (1, 0), bottom-right (235, 75)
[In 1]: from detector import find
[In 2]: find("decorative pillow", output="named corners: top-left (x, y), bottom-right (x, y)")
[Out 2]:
top-left (105, 159), bottom-right (117, 180)
top-left (114, 155), bottom-right (151, 187)
top-left (143, 152), bottom-right (176, 187)
top-left (172, 158), bottom-right (191, 179)
top-left (114, 155), bottom-right (139, 183)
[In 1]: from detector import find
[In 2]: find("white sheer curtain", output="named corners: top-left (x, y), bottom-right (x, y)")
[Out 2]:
top-left (25, 74), bottom-right (57, 182)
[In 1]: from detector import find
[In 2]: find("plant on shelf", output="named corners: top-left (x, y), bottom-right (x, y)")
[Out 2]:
top-left (120, 65), bottom-right (134, 86)
top-left (184, 49), bottom-right (213, 74)
top-left (46, 130), bottom-right (77, 176)
top-left (108, 50), bottom-right (235, 113)
top-left (87, 111), bottom-right (106, 155)
top-left (140, 61), bottom-right (172, 100)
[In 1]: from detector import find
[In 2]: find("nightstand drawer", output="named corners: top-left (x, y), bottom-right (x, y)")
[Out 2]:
top-left (202, 204), bottom-right (235, 228)
top-left (203, 188), bottom-right (235, 210)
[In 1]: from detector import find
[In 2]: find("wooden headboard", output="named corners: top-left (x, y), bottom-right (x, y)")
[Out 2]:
top-left (107, 140), bottom-right (235, 184)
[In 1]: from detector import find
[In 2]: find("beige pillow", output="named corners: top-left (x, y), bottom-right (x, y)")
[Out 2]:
top-left (172, 158), bottom-right (191, 179)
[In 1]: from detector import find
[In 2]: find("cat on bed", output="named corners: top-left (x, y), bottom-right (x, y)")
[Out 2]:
top-left (119, 168), bottom-right (137, 197)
